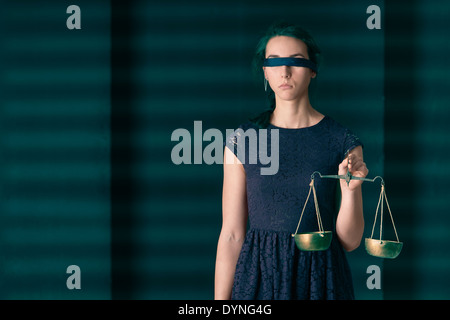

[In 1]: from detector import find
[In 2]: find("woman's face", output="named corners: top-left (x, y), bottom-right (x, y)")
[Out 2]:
top-left (263, 36), bottom-right (316, 102)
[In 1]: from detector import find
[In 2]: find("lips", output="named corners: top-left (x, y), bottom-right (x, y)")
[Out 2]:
top-left (279, 83), bottom-right (292, 89)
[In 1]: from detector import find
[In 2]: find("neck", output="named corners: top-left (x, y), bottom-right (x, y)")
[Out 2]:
top-left (270, 95), bottom-right (323, 129)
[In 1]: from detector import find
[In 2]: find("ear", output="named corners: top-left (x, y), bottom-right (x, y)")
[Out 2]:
top-left (311, 71), bottom-right (317, 79)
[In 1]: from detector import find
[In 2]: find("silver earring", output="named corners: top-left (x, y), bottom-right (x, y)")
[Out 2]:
top-left (264, 78), bottom-right (268, 92)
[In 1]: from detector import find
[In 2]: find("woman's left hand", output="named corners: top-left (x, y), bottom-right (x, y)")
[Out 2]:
top-left (338, 146), bottom-right (369, 191)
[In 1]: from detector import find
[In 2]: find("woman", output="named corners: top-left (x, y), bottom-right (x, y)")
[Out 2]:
top-left (215, 21), bottom-right (368, 300)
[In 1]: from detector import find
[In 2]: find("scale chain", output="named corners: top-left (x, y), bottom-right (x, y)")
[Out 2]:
top-left (292, 180), bottom-right (313, 236)
top-left (383, 186), bottom-right (400, 243)
top-left (292, 178), bottom-right (326, 236)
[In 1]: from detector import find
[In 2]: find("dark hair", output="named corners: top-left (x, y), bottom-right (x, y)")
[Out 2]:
top-left (249, 21), bottom-right (322, 128)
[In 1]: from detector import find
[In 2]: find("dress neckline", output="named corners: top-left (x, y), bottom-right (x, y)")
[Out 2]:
top-left (267, 115), bottom-right (327, 131)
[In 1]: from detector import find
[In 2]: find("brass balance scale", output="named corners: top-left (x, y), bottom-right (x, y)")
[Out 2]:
top-left (292, 161), bottom-right (403, 259)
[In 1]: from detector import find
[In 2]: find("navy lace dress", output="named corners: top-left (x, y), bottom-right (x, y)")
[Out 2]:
top-left (224, 115), bottom-right (363, 300)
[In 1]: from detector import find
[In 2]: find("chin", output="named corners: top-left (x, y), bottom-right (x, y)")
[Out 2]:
top-left (276, 91), bottom-right (300, 101)
top-left (278, 87), bottom-right (309, 101)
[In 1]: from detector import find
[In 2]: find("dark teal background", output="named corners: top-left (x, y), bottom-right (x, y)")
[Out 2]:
top-left (0, 0), bottom-right (449, 300)
top-left (0, 1), bottom-right (111, 298)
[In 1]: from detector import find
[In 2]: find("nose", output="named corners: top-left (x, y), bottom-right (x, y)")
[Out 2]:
top-left (280, 65), bottom-right (291, 79)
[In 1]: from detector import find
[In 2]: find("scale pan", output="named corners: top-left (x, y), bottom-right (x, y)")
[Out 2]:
top-left (365, 238), bottom-right (403, 259)
top-left (294, 231), bottom-right (332, 251)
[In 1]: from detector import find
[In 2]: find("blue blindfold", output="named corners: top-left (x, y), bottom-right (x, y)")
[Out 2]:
top-left (263, 57), bottom-right (317, 73)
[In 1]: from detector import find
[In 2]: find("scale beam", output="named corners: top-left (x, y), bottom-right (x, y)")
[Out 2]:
top-left (311, 171), bottom-right (384, 187)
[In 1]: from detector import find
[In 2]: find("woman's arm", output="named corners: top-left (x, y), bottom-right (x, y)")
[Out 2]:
top-left (336, 146), bottom-right (369, 252)
top-left (214, 147), bottom-right (248, 300)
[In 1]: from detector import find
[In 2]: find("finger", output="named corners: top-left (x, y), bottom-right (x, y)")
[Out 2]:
top-left (349, 157), bottom-right (363, 169)
top-left (347, 159), bottom-right (364, 176)
top-left (339, 158), bottom-right (348, 174)
top-left (339, 158), bottom-right (348, 168)
top-left (352, 162), bottom-right (369, 177)
top-left (348, 153), bottom-right (356, 172)
top-left (348, 157), bottom-right (361, 171)
top-left (348, 154), bottom-right (364, 171)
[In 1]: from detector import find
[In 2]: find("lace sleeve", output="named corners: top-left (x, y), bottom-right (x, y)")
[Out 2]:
top-left (342, 128), bottom-right (363, 159)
